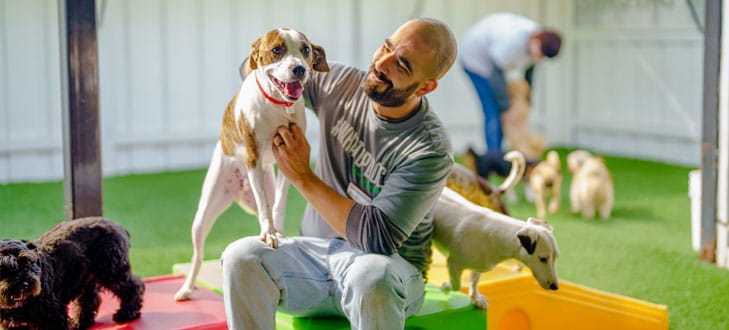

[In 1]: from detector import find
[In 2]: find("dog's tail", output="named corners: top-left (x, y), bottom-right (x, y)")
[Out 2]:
top-left (497, 151), bottom-right (526, 193)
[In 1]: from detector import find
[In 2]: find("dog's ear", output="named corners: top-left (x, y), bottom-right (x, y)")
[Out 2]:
top-left (239, 58), bottom-right (249, 81)
top-left (516, 227), bottom-right (538, 255)
top-left (527, 217), bottom-right (553, 232)
top-left (21, 240), bottom-right (36, 250)
top-left (247, 38), bottom-right (261, 71)
top-left (311, 44), bottom-right (330, 72)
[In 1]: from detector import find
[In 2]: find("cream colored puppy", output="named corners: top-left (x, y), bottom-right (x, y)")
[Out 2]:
top-left (528, 150), bottom-right (562, 219)
top-left (433, 187), bottom-right (560, 309)
top-left (567, 150), bottom-right (614, 220)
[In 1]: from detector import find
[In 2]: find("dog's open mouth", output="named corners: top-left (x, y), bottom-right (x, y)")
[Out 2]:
top-left (271, 76), bottom-right (303, 100)
top-left (0, 292), bottom-right (25, 309)
top-left (13, 291), bottom-right (26, 301)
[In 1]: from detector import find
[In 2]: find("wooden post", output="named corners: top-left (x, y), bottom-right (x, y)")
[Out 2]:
top-left (59, 0), bottom-right (103, 220)
top-left (699, 0), bottom-right (722, 262)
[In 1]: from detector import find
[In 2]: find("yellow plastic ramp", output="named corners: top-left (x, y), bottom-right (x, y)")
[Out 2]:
top-left (428, 250), bottom-right (669, 330)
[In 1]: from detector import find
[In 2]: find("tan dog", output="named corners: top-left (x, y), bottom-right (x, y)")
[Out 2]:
top-left (528, 150), bottom-right (562, 219)
top-left (446, 151), bottom-right (525, 214)
top-left (567, 150), bottom-right (614, 220)
top-left (174, 28), bottom-right (329, 301)
top-left (501, 80), bottom-right (545, 162)
top-left (433, 187), bottom-right (560, 309)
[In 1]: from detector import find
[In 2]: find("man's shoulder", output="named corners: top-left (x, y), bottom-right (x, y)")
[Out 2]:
top-left (316, 62), bottom-right (365, 81)
top-left (422, 104), bottom-right (453, 152)
top-left (400, 115), bottom-right (452, 167)
top-left (309, 62), bottom-right (365, 95)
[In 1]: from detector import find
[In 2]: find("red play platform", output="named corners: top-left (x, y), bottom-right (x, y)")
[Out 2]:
top-left (89, 274), bottom-right (227, 329)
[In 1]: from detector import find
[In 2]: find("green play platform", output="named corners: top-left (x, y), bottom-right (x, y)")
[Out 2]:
top-left (172, 260), bottom-right (486, 329)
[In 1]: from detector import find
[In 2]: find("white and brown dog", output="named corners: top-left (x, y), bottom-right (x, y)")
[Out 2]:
top-left (567, 150), bottom-right (614, 220)
top-left (174, 28), bottom-right (329, 301)
top-left (433, 187), bottom-right (560, 309)
top-left (528, 150), bottom-right (562, 219)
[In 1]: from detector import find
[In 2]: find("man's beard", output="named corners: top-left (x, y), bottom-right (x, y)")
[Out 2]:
top-left (363, 65), bottom-right (419, 107)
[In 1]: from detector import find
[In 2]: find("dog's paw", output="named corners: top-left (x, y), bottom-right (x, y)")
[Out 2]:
top-left (439, 282), bottom-right (453, 293)
top-left (71, 314), bottom-right (96, 330)
top-left (262, 232), bottom-right (279, 249)
top-left (174, 287), bottom-right (194, 301)
top-left (548, 202), bottom-right (560, 214)
top-left (112, 308), bottom-right (141, 324)
top-left (470, 294), bottom-right (489, 310)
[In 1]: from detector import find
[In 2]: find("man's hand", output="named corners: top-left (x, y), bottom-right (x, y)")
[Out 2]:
top-left (272, 123), bottom-right (355, 238)
top-left (272, 123), bottom-right (314, 187)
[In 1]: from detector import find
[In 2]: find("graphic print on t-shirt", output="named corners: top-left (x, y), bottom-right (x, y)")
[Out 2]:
top-left (330, 118), bottom-right (386, 197)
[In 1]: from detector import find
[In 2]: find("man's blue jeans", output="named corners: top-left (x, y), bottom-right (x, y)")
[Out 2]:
top-left (221, 236), bottom-right (425, 330)
top-left (463, 66), bottom-right (509, 153)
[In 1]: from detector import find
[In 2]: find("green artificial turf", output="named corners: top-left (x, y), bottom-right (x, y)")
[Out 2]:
top-left (1, 150), bottom-right (728, 329)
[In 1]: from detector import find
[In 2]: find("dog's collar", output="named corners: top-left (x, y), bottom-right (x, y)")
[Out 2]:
top-left (255, 72), bottom-right (295, 108)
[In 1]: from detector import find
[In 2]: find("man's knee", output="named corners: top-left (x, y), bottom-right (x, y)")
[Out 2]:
top-left (221, 236), bottom-right (268, 273)
top-left (348, 254), bottom-right (400, 294)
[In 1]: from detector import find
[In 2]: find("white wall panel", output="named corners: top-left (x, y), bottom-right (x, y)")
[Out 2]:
top-left (127, 0), bottom-right (165, 135)
top-left (166, 0), bottom-right (201, 133)
top-left (98, 0), bottom-right (130, 176)
top-left (0, 0), bottom-right (708, 183)
top-left (0, 0), bottom-right (62, 183)
top-left (0, 0), bottom-right (8, 183)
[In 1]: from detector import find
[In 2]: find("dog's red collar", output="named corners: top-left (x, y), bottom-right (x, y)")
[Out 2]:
top-left (255, 72), bottom-right (295, 107)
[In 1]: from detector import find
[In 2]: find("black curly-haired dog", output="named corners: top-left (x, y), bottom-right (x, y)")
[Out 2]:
top-left (0, 217), bottom-right (144, 330)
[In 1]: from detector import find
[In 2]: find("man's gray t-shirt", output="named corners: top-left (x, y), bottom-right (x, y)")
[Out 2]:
top-left (301, 63), bottom-right (453, 277)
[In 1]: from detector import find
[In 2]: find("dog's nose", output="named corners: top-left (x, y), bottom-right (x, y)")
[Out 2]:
top-left (550, 283), bottom-right (559, 290)
top-left (292, 65), bottom-right (306, 78)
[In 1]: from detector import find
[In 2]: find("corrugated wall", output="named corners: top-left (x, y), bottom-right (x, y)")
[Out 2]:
top-left (0, 0), bottom-right (705, 183)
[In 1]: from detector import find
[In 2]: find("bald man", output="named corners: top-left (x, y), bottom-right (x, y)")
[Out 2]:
top-left (222, 18), bottom-right (458, 330)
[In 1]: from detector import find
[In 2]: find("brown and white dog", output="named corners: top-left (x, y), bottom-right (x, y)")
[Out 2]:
top-left (567, 150), bottom-right (614, 220)
top-left (528, 150), bottom-right (562, 219)
top-left (433, 187), bottom-right (560, 309)
top-left (446, 151), bottom-right (525, 215)
top-left (174, 28), bottom-right (329, 301)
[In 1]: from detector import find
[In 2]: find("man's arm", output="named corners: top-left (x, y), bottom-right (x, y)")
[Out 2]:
top-left (273, 123), bottom-right (355, 238)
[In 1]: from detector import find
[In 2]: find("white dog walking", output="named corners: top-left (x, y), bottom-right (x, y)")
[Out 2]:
top-left (174, 28), bottom-right (329, 301)
top-left (432, 187), bottom-right (560, 309)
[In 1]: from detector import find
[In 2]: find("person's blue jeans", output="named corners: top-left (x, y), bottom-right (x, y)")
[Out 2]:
top-left (463, 66), bottom-right (509, 153)
top-left (221, 236), bottom-right (425, 330)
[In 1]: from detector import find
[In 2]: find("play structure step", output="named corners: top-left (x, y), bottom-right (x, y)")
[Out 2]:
top-left (275, 284), bottom-right (485, 330)
top-left (90, 274), bottom-right (227, 329)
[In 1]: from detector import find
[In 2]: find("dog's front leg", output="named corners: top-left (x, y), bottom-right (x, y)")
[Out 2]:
top-left (442, 258), bottom-right (464, 294)
top-left (33, 300), bottom-right (70, 330)
top-left (468, 271), bottom-right (488, 309)
top-left (548, 177), bottom-right (562, 214)
top-left (533, 187), bottom-right (547, 219)
top-left (569, 181), bottom-right (581, 213)
top-left (271, 167), bottom-right (289, 236)
top-left (248, 165), bottom-right (278, 248)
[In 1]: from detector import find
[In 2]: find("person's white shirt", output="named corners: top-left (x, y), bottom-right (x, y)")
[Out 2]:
top-left (460, 13), bottom-right (539, 81)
